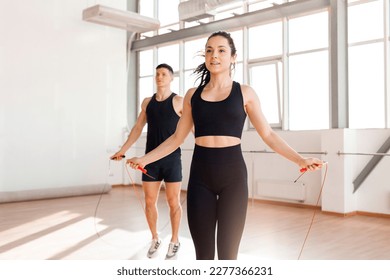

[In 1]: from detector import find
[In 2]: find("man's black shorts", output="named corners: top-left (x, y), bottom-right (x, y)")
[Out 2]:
top-left (142, 154), bottom-right (182, 182)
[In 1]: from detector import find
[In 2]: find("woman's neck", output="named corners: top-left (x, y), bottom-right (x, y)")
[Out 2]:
top-left (206, 75), bottom-right (233, 89)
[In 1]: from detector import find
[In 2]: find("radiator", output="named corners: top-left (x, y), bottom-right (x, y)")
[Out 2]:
top-left (255, 180), bottom-right (306, 202)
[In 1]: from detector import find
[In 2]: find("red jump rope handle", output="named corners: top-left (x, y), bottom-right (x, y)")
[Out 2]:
top-left (110, 155), bottom-right (126, 160)
top-left (112, 155), bottom-right (148, 175)
top-left (137, 166), bottom-right (148, 174)
top-left (300, 163), bottom-right (324, 173)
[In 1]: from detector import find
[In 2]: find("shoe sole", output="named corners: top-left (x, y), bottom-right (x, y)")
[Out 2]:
top-left (147, 241), bottom-right (161, 258)
top-left (165, 255), bottom-right (178, 260)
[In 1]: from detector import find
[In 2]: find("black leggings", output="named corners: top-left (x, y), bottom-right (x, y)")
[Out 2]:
top-left (187, 144), bottom-right (248, 260)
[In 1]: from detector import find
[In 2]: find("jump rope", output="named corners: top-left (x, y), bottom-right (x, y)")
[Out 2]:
top-left (295, 161), bottom-right (329, 259)
top-left (94, 156), bottom-right (328, 259)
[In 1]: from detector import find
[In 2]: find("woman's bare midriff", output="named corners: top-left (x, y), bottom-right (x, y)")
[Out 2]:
top-left (195, 135), bottom-right (241, 148)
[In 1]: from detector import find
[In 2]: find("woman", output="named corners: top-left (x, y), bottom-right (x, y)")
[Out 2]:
top-left (128, 31), bottom-right (323, 260)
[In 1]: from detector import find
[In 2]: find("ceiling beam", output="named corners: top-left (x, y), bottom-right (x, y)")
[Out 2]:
top-left (132, 0), bottom-right (330, 51)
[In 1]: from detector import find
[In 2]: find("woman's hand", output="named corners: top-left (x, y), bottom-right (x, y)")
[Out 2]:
top-left (126, 157), bottom-right (144, 170)
top-left (299, 158), bottom-right (325, 172)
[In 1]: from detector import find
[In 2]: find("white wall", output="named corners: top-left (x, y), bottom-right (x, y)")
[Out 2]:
top-left (321, 129), bottom-right (390, 215)
top-left (245, 128), bottom-right (390, 215)
top-left (242, 129), bottom-right (324, 205)
top-left (345, 129), bottom-right (390, 214)
top-left (0, 0), bottom-right (128, 199)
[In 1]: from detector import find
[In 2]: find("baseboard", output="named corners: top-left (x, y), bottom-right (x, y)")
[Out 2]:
top-left (252, 198), bottom-right (321, 210)
top-left (0, 184), bottom-right (112, 204)
top-left (253, 199), bottom-right (390, 219)
top-left (356, 211), bottom-right (390, 219)
top-left (112, 184), bottom-right (141, 188)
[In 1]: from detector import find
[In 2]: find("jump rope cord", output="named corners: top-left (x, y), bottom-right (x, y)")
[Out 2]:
top-left (297, 162), bottom-right (329, 260)
top-left (124, 163), bottom-right (145, 212)
top-left (93, 159), bottom-right (139, 244)
top-left (93, 159), bottom-right (113, 242)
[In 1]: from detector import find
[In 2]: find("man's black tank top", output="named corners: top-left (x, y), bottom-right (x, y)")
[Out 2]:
top-left (191, 81), bottom-right (247, 138)
top-left (145, 92), bottom-right (180, 157)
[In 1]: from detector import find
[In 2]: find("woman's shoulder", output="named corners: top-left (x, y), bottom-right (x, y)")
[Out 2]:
top-left (237, 83), bottom-right (257, 105)
top-left (236, 82), bottom-right (251, 90)
top-left (237, 83), bottom-right (255, 95)
top-left (184, 87), bottom-right (198, 100)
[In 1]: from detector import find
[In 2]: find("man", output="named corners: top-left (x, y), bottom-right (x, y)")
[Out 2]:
top-left (111, 63), bottom-right (183, 259)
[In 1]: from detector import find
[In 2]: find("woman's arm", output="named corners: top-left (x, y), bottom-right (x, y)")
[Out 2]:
top-left (127, 88), bottom-right (195, 168)
top-left (242, 85), bottom-right (323, 171)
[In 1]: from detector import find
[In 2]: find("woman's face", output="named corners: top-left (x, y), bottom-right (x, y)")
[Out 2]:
top-left (205, 35), bottom-right (236, 75)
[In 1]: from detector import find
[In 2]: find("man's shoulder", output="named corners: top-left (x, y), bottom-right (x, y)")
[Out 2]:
top-left (172, 94), bottom-right (184, 112)
top-left (172, 94), bottom-right (184, 101)
top-left (141, 96), bottom-right (153, 109)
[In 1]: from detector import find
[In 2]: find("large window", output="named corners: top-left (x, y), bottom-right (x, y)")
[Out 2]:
top-left (248, 22), bottom-right (283, 127)
top-left (288, 11), bottom-right (329, 130)
top-left (248, 22), bottom-right (282, 59)
top-left (348, 0), bottom-right (386, 128)
top-left (157, 44), bottom-right (180, 75)
top-left (289, 51), bottom-right (329, 130)
top-left (348, 0), bottom-right (384, 44)
top-left (135, 0), bottom-right (390, 130)
top-left (138, 49), bottom-right (154, 112)
top-left (249, 61), bottom-right (282, 126)
top-left (289, 12), bottom-right (329, 53)
top-left (349, 43), bottom-right (385, 128)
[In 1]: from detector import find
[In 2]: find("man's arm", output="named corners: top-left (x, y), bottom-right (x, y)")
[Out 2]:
top-left (111, 98), bottom-right (150, 160)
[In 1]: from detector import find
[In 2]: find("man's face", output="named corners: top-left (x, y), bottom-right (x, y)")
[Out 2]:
top-left (155, 67), bottom-right (173, 87)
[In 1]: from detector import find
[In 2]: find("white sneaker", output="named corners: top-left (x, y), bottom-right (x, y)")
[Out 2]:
top-left (147, 239), bottom-right (161, 258)
top-left (165, 242), bottom-right (180, 259)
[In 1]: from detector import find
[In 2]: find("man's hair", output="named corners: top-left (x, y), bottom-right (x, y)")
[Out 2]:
top-left (156, 63), bottom-right (174, 75)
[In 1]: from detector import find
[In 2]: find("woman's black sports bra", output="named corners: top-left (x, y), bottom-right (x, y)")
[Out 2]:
top-left (191, 81), bottom-right (247, 139)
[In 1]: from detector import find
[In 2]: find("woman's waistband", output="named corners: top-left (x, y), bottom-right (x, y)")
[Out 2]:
top-left (192, 144), bottom-right (243, 164)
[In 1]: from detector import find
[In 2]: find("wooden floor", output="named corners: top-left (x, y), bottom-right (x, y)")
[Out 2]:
top-left (1, 185), bottom-right (390, 260)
